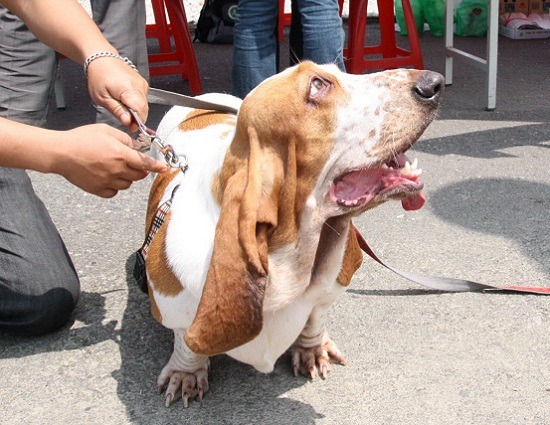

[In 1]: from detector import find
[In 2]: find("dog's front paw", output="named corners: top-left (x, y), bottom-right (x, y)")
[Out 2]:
top-left (157, 368), bottom-right (209, 408)
top-left (291, 339), bottom-right (346, 379)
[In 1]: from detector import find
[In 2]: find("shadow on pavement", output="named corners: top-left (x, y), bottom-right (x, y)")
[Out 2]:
top-left (429, 178), bottom-right (549, 279)
top-left (418, 123), bottom-right (550, 158)
top-left (0, 291), bottom-right (116, 358)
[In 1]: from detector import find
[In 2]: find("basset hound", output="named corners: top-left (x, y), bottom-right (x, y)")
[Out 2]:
top-left (144, 61), bottom-right (444, 407)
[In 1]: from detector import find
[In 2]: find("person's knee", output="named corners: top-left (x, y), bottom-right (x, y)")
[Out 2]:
top-left (26, 287), bottom-right (80, 336)
top-left (0, 277), bottom-right (80, 336)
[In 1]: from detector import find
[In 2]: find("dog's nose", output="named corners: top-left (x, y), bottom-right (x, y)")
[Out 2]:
top-left (414, 71), bottom-right (445, 102)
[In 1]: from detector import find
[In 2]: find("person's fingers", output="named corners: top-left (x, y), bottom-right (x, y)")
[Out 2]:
top-left (103, 99), bottom-right (133, 127)
top-left (114, 130), bottom-right (135, 148)
top-left (118, 168), bottom-right (149, 182)
top-left (109, 178), bottom-right (134, 191)
top-left (125, 148), bottom-right (168, 173)
top-left (102, 125), bottom-right (142, 150)
top-left (112, 102), bottom-right (127, 119)
top-left (97, 188), bottom-right (118, 199)
top-left (128, 121), bottom-right (139, 134)
top-left (120, 87), bottom-right (149, 124)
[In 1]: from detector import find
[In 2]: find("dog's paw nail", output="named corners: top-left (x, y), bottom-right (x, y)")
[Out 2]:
top-left (165, 393), bottom-right (173, 408)
top-left (183, 393), bottom-right (190, 408)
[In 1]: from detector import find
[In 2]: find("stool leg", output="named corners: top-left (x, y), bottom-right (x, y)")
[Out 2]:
top-left (150, 0), bottom-right (172, 53)
top-left (164, 0), bottom-right (202, 94)
top-left (401, 0), bottom-right (424, 69)
top-left (346, 0), bottom-right (368, 73)
top-left (377, 0), bottom-right (398, 59)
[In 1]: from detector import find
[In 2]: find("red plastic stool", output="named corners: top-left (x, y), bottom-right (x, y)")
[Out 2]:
top-left (345, 0), bottom-right (424, 73)
top-left (146, 0), bottom-right (202, 94)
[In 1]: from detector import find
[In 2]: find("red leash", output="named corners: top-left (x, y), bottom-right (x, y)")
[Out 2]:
top-left (353, 226), bottom-right (550, 295)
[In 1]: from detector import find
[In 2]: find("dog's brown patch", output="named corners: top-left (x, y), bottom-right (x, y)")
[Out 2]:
top-left (146, 212), bottom-right (184, 297)
top-left (179, 109), bottom-right (236, 132)
top-left (145, 170), bottom-right (179, 234)
top-left (337, 226), bottom-right (363, 286)
top-left (149, 288), bottom-right (163, 323)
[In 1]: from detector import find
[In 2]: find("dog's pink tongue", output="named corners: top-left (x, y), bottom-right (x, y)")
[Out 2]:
top-left (401, 190), bottom-right (426, 211)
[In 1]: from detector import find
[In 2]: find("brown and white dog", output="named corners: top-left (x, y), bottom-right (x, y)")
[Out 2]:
top-left (144, 61), bottom-right (443, 407)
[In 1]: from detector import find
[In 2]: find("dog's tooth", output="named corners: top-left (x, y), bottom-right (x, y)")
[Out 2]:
top-left (411, 158), bottom-right (418, 170)
top-left (401, 161), bottom-right (411, 176)
top-left (381, 163), bottom-right (389, 169)
top-left (343, 199), bottom-right (358, 207)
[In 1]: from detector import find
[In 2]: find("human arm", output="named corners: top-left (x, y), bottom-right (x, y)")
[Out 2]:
top-left (0, 117), bottom-right (168, 198)
top-left (0, 0), bottom-right (149, 128)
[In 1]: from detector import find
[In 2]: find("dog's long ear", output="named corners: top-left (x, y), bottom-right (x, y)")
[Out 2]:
top-left (184, 126), bottom-right (284, 356)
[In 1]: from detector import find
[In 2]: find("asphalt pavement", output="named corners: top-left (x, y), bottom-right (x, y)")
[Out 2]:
top-left (1, 21), bottom-right (549, 425)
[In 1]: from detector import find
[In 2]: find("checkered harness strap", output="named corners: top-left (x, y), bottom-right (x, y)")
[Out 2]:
top-left (133, 185), bottom-right (180, 292)
top-left (141, 195), bottom-right (175, 257)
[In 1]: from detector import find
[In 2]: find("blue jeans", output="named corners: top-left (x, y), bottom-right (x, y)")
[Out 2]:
top-left (232, 0), bottom-right (345, 99)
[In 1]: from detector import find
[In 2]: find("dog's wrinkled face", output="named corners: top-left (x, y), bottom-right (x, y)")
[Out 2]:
top-left (239, 61), bottom-right (444, 219)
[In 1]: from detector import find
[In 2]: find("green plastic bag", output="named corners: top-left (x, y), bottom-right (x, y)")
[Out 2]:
top-left (395, 0), bottom-right (424, 36)
top-left (455, 0), bottom-right (487, 37)
top-left (422, 0), bottom-right (445, 36)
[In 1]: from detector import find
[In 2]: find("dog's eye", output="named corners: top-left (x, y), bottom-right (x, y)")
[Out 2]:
top-left (309, 76), bottom-right (330, 102)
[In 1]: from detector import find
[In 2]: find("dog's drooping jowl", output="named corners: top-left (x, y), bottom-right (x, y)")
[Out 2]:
top-left (143, 62), bottom-right (444, 407)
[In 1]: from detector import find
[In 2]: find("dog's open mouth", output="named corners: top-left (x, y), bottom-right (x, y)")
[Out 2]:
top-left (330, 153), bottom-right (426, 211)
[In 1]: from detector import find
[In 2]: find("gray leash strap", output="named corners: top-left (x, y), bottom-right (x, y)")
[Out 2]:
top-left (148, 88), bottom-right (239, 115)
top-left (353, 226), bottom-right (550, 295)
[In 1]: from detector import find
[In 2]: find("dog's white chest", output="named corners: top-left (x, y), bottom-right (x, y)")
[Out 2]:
top-left (227, 298), bottom-right (313, 373)
top-left (227, 245), bottom-right (347, 372)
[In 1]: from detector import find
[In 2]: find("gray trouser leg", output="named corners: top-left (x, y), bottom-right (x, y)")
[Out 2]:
top-left (0, 7), bottom-right (78, 336)
top-left (91, 0), bottom-right (149, 128)
top-left (0, 6), bottom-right (57, 127)
top-left (0, 168), bottom-right (80, 336)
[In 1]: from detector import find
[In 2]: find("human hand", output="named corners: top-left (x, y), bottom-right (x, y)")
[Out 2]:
top-left (86, 56), bottom-right (149, 133)
top-left (53, 124), bottom-right (168, 198)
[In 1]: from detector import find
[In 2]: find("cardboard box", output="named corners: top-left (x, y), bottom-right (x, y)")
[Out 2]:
top-left (499, 23), bottom-right (550, 38)
top-left (499, 0), bottom-right (530, 14)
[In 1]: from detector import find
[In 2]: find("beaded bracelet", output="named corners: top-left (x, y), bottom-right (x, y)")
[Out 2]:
top-left (83, 51), bottom-right (139, 76)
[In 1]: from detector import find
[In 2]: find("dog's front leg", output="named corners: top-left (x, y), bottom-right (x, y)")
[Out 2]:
top-left (291, 302), bottom-right (346, 379)
top-left (157, 329), bottom-right (210, 408)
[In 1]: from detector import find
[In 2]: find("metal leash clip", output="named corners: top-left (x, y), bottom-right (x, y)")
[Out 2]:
top-left (129, 108), bottom-right (188, 173)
